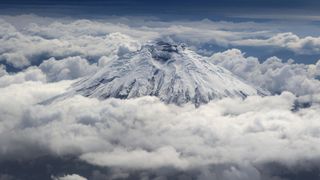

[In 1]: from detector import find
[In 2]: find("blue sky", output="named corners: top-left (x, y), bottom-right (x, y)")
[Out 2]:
top-left (1, 0), bottom-right (320, 19)
top-left (2, 0), bottom-right (318, 8)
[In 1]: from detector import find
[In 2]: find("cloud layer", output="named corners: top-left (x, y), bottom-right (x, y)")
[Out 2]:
top-left (0, 80), bottom-right (320, 179)
top-left (1, 15), bottom-right (320, 70)
top-left (1, 15), bottom-right (320, 179)
top-left (209, 49), bottom-right (320, 96)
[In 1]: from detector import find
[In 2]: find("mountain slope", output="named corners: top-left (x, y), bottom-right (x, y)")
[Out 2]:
top-left (58, 42), bottom-right (268, 106)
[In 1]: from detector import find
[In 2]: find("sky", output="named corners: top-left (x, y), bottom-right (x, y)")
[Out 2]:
top-left (1, 1), bottom-right (320, 180)
top-left (1, 0), bottom-right (320, 19)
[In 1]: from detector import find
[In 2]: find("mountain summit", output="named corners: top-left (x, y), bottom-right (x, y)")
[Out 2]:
top-left (57, 42), bottom-right (267, 106)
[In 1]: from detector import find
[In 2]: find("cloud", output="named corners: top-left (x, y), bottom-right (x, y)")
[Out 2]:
top-left (209, 49), bottom-right (320, 96)
top-left (1, 14), bottom-right (320, 179)
top-left (1, 15), bottom-right (320, 70)
top-left (0, 67), bottom-right (46, 88)
top-left (2, 16), bottom-right (320, 95)
top-left (0, 65), bottom-right (7, 77)
top-left (0, 18), bottom-right (142, 68)
top-left (53, 174), bottom-right (87, 180)
top-left (233, 32), bottom-right (320, 55)
top-left (81, 146), bottom-right (189, 170)
top-left (0, 80), bottom-right (320, 179)
top-left (39, 56), bottom-right (98, 82)
top-left (0, 56), bottom-right (98, 86)
top-left (0, 19), bottom-right (16, 36)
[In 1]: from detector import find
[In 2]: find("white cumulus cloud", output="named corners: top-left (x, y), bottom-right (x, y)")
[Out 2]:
top-left (0, 80), bottom-right (319, 179)
top-left (53, 174), bottom-right (87, 180)
top-left (209, 49), bottom-right (320, 96)
top-left (39, 56), bottom-right (98, 82)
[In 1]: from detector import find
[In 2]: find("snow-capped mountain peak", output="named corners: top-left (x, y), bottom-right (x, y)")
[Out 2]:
top-left (54, 41), bottom-right (267, 107)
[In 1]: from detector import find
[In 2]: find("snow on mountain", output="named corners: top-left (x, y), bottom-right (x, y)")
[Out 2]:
top-left (52, 42), bottom-right (268, 107)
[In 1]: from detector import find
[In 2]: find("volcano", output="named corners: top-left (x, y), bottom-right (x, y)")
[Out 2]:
top-left (51, 42), bottom-right (268, 106)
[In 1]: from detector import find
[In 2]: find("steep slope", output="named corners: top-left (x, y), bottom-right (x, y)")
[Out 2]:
top-left (59, 42), bottom-right (268, 106)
